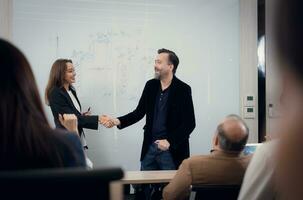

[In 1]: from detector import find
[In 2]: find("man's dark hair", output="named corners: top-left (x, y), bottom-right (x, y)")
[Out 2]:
top-left (158, 48), bottom-right (179, 74)
top-left (275, 0), bottom-right (303, 81)
top-left (217, 114), bottom-right (249, 152)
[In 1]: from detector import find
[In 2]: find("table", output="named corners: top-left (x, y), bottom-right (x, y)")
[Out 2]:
top-left (110, 170), bottom-right (177, 200)
top-left (121, 170), bottom-right (177, 184)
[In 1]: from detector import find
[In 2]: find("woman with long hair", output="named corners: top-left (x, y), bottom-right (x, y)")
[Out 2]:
top-left (45, 59), bottom-right (106, 167)
top-left (0, 39), bottom-right (86, 170)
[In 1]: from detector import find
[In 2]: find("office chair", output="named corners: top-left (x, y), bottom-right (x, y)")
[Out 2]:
top-left (189, 184), bottom-right (241, 200)
top-left (0, 167), bottom-right (123, 200)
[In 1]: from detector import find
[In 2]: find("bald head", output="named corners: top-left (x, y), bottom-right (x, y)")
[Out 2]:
top-left (216, 115), bottom-right (249, 152)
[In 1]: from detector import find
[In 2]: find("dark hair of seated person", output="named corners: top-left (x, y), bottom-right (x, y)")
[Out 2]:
top-left (0, 38), bottom-right (85, 170)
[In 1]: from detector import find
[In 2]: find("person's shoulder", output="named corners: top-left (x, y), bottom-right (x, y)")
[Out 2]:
top-left (239, 154), bottom-right (253, 167)
top-left (146, 78), bottom-right (159, 85)
top-left (50, 86), bottom-right (61, 93)
top-left (255, 140), bottom-right (279, 157)
top-left (178, 156), bottom-right (210, 172)
top-left (50, 129), bottom-right (86, 167)
top-left (49, 86), bottom-right (64, 98)
top-left (240, 141), bottom-right (278, 172)
top-left (51, 129), bottom-right (80, 146)
top-left (143, 78), bottom-right (160, 90)
top-left (48, 129), bottom-right (82, 155)
top-left (174, 77), bottom-right (191, 91)
top-left (186, 155), bottom-right (210, 165)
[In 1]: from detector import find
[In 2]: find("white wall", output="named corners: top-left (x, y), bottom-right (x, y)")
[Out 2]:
top-left (265, 0), bottom-right (283, 137)
top-left (8, 0), bottom-right (258, 170)
top-left (0, 0), bottom-right (12, 40)
top-left (239, 0), bottom-right (258, 142)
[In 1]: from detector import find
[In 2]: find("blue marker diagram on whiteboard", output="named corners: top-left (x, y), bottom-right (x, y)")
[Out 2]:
top-left (69, 29), bottom-right (154, 117)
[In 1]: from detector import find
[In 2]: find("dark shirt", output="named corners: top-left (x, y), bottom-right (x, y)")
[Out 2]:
top-left (151, 85), bottom-right (170, 141)
top-left (117, 77), bottom-right (196, 167)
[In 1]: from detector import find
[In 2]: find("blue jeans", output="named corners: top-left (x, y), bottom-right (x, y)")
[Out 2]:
top-left (141, 143), bottom-right (175, 170)
top-left (139, 143), bottom-right (175, 200)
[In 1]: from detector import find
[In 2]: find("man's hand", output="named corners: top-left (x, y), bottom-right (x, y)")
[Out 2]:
top-left (155, 139), bottom-right (170, 151)
top-left (99, 115), bottom-right (120, 128)
top-left (99, 115), bottom-right (110, 124)
top-left (59, 114), bottom-right (78, 134)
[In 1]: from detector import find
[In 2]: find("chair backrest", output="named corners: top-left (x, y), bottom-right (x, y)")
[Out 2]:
top-left (190, 184), bottom-right (241, 200)
top-left (0, 167), bottom-right (123, 200)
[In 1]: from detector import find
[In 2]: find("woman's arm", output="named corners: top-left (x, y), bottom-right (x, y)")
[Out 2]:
top-left (49, 88), bottom-right (99, 130)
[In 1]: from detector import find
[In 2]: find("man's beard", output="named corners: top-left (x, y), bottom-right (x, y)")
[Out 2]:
top-left (154, 72), bottom-right (161, 80)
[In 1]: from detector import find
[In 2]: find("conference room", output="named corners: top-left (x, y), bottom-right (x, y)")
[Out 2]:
top-left (1, 0), bottom-right (301, 199)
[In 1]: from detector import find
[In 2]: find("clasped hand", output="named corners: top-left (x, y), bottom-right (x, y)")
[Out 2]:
top-left (99, 115), bottom-right (120, 128)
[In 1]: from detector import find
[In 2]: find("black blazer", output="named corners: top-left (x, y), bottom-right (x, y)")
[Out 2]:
top-left (118, 76), bottom-right (196, 167)
top-left (48, 86), bottom-right (99, 137)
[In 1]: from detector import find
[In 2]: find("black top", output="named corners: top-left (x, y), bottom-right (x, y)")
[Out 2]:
top-left (48, 86), bottom-right (99, 137)
top-left (0, 129), bottom-right (86, 170)
top-left (117, 76), bottom-right (196, 167)
top-left (151, 85), bottom-right (170, 141)
top-left (55, 130), bottom-right (87, 167)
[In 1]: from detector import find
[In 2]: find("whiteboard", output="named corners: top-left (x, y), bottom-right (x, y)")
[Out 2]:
top-left (12, 0), bottom-right (239, 170)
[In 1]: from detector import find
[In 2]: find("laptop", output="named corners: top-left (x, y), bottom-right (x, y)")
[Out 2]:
top-left (243, 143), bottom-right (262, 155)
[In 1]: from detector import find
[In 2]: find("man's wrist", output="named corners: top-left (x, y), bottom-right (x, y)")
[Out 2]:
top-left (114, 118), bottom-right (121, 126)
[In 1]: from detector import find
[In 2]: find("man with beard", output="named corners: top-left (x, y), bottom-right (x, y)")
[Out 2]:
top-left (103, 48), bottom-right (195, 199)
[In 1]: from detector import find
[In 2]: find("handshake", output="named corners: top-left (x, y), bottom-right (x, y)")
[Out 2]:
top-left (58, 114), bottom-right (121, 136)
top-left (99, 115), bottom-right (121, 128)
